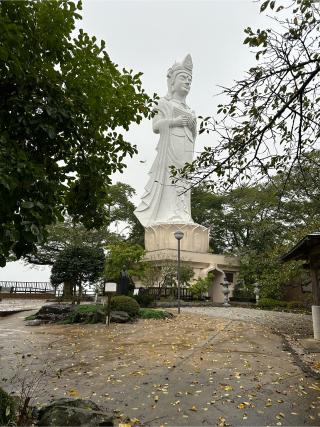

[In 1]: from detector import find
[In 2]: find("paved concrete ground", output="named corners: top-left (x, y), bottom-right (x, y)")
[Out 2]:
top-left (0, 308), bottom-right (320, 426)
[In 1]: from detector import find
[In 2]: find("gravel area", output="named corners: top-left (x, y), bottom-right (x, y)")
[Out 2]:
top-left (181, 306), bottom-right (313, 337)
top-left (181, 306), bottom-right (320, 378)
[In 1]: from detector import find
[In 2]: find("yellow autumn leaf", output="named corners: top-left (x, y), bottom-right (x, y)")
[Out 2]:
top-left (309, 384), bottom-right (320, 391)
top-left (224, 385), bottom-right (233, 391)
top-left (238, 403), bottom-right (246, 409)
top-left (217, 416), bottom-right (226, 427)
top-left (68, 389), bottom-right (79, 397)
top-left (190, 405), bottom-right (198, 412)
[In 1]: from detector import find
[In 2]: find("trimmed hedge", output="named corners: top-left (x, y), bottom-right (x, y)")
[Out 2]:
top-left (287, 300), bottom-right (305, 310)
top-left (258, 298), bottom-right (307, 311)
top-left (0, 387), bottom-right (15, 426)
top-left (111, 295), bottom-right (140, 317)
top-left (258, 298), bottom-right (287, 309)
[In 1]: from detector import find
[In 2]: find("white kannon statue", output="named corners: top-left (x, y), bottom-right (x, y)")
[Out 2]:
top-left (134, 54), bottom-right (197, 227)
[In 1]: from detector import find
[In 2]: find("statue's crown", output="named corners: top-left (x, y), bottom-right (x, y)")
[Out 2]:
top-left (167, 54), bottom-right (193, 79)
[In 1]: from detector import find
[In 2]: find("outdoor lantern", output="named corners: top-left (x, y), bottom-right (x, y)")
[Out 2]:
top-left (221, 276), bottom-right (231, 307)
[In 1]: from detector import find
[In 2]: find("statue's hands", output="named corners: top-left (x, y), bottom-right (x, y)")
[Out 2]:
top-left (187, 116), bottom-right (197, 132)
top-left (172, 115), bottom-right (188, 127)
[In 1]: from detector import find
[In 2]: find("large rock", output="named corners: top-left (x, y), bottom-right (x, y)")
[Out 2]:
top-left (110, 311), bottom-right (130, 323)
top-left (38, 398), bottom-right (114, 426)
top-left (25, 319), bottom-right (43, 326)
top-left (35, 304), bottom-right (75, 322)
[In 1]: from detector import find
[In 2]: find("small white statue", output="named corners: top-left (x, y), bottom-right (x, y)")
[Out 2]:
top-left (134, 55), bottom-right (197, 227)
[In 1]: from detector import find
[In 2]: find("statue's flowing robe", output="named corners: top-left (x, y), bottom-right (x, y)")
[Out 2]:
top-left (134, 97), bottom-right (196, 227)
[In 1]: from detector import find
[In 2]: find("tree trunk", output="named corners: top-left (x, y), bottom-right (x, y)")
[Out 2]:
top-left (77, 283), bottom-right (82, 305)
top-left (63, 281), bottom-right (73, 299)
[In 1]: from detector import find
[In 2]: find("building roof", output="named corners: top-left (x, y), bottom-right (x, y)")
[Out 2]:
top-left (281, 233), bottom-right (320, 262)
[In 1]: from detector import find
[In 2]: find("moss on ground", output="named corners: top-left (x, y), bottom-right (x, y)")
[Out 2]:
top-left (138, 308), bottom-right (172, 319)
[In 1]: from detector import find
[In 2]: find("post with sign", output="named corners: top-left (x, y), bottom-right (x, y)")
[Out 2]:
top-left (104, 282), bottom-right (117, 326)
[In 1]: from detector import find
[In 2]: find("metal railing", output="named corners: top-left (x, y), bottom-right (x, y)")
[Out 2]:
top-left (0, 281), bottom-right (55, 294)
top-left (141, 286), bottom-right (193, 300)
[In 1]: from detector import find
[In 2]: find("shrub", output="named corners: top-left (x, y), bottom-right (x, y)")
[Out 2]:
top-left (133, 293), bottom-right (155, 307)
top-left (258, 298), bottom-right (287, 309)
top-left (287, 300), bottom-right (305, 310)
top-left (111, 295), bottom-right (140, 317)
top-left (0, 387), bottom-right (15, 426)
top-left (232, 282), bottom-right (255, 301)
top-left (139, 308), bottom-right (171, 319)
top-left (189, 277), bottom-right (210, 300)
top-left (62, 304), bottom-right (105, 324)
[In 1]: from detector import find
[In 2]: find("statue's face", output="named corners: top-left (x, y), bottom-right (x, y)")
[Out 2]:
top-left (172, 72), bottom-right (192, 96)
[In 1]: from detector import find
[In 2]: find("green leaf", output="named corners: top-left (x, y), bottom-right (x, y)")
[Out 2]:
top-left (260, 0), bottom-right (270, 12)
top-left (21, 201), bottom-right (34, 209)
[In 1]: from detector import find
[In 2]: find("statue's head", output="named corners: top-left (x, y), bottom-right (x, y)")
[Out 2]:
top-left (166, 54), bottom-right (193, 99)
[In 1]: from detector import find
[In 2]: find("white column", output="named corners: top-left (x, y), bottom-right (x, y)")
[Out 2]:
top-left (312, 305), bottom-right (320, 340)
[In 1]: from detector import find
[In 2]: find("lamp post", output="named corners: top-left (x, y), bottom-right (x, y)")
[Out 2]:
top-left (174, 230), bottom-right (184, 314)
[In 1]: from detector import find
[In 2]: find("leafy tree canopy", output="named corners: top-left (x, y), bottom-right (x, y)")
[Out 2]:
top-left (23, 219), bottom-right (116, 266)
top-left (192, 154), bottom-right (320, 299)
top-left (192, 151), bottom-right (320, 255)
top-left (0, 0), bottom-right (157, 266)
top-left (23, 182), bottom-right (143, 266)
top-left (50, 246), bottom-right (105, 289)
top-left (175, 0), bottom-right (320, 193)
top-left (104, 242), bottom-right (146, 282)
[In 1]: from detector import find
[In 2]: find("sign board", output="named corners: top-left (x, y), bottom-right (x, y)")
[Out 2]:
top-left (133, 289), bottom-right (139, 296)
top-left (105, 282), bottom-right (117, 293)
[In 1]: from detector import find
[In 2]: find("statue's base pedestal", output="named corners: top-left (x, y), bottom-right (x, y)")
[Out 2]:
top-left (145, 223), bottom-right (209, 253)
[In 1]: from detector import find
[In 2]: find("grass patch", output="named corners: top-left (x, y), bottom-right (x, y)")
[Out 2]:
top-left (25, 314), bottom-right (36, 321)
top-left (139, 308), bottom-right (172, 319)
top-left (60, 304), bottom-right (106, 324)
top-left (74, 304), bottom-right (103, 313)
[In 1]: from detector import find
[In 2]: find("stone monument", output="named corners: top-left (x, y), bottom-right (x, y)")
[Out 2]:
top-left (134, 55), bottom-right (239, 302)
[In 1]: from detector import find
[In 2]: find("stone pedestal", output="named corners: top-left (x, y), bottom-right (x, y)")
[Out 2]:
top-left (145, 223), bottom-right (209, 253)
top-left (312, 305), bottom-right (320, 340)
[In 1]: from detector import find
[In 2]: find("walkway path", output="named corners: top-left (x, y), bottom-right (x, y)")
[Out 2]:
top-left (0, 298), bottom-right (46, 314)
top-left (1, 308), bottom-right (320, 425)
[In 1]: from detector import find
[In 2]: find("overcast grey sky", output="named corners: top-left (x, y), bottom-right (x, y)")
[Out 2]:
top-left (1, 0), bottom-right (270, 282)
